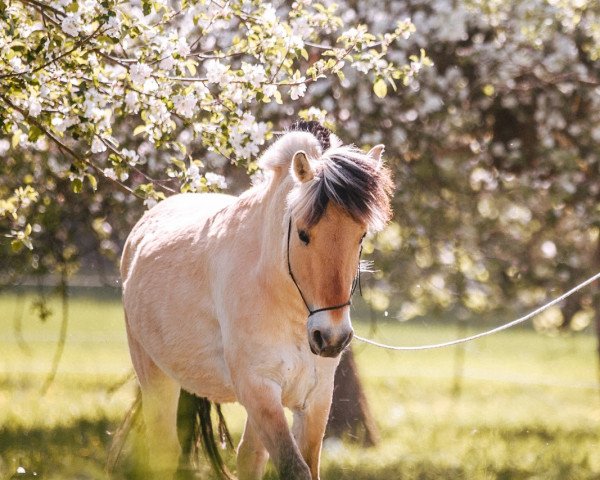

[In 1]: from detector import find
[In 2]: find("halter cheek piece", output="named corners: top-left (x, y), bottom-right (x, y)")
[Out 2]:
top-left (287, 218), bottom-right (362, 317)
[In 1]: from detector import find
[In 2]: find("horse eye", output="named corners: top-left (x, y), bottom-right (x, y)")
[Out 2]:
top-left (360, 233), bottom-right (366, 243)
top-left (298, 230), bottom-right (310, 245)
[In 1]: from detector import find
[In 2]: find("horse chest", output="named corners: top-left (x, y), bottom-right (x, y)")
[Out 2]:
top-left (279, 352), bottom-right (320, 410)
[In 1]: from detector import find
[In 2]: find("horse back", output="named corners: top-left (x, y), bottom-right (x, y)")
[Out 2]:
top-left (120, 192), bottom-right (235, 280)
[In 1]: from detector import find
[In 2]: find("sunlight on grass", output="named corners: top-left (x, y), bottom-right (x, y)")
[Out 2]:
top-left (1, 293), bottom-right (600, 479)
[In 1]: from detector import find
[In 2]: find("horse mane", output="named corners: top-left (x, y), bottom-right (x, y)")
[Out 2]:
top-left (259, 122), bottom-right (394, 232)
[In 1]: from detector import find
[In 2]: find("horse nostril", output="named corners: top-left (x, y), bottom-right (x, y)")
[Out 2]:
top-left (343, 329), bottom-right (354, 348)
top-left (312, 330), bottom-right (324, 350)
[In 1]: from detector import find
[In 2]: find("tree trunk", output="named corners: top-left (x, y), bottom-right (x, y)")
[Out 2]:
top-left (594, 237), bottom-right (600, 397)
top-left (326, 347), bottom-right (379, 446)
top-left (560, 291), bottom-right (581, 330)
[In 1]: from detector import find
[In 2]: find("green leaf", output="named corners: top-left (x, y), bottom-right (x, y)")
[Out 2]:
top-left (21, 237), bottom-right (33, 250)
top-left (12, 129), bottom-right (21, 148)
top-left (28, 125), bottom-right (43, 142)
top-left (186, 60), bottom-right (197, 75)
top-left (133, 125), bottom-right (146, 136)
top-left (72, 178), bottom-right (82, 193)
top-left (86, 173), bottom-right (98, 191)
top-left (11, 239), bottom-right (23, 253)
top-left (373, 78), bottom-right (388, 98)
top-left (171, 159), bottom-right (186, 170)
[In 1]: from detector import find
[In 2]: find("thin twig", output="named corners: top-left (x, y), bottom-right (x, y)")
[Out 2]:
top-left (13, 291), bottom-right (31, 355)
top-left (40, 271), bottom-right (69, 395)
top-left (19, 0), bottom-right (65, 18)
top-left (98, 136), bottom-right (178, 194)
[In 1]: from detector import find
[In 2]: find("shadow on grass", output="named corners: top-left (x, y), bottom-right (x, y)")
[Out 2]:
top-left (1, 419), bottom-right (598, 480)
top-left (0, 418), bottom-right (113, 479)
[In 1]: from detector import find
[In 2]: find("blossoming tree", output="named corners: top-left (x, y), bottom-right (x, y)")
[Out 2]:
top-left (0, 0), bottom-right (423, 257)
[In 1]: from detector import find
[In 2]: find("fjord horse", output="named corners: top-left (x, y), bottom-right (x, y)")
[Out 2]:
top-left (120, 123), bottom-right (393, 479)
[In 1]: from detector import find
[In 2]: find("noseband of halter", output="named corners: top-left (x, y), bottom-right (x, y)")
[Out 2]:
top-left (286, 217), bottom-right (361, 318)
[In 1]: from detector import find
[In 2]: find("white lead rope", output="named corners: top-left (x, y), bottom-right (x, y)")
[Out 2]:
top-left (354, 271), bottom-right (600, 351)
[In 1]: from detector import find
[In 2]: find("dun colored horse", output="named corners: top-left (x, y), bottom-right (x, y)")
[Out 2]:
top-left (121, 122), bottom-right (393, 479)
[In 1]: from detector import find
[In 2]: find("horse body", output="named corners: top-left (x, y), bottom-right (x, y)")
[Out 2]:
top-left (121, 127), bottom-right (393, 479)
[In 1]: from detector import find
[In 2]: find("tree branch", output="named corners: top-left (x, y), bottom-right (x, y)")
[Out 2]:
top-left (0, 93), bottom-right (143, 199)
top-left (0, 25), bottom-right (105, 79)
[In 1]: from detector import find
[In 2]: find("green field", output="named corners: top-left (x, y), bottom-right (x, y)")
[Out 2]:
top-left (1, 293), bottom-right (600, 479)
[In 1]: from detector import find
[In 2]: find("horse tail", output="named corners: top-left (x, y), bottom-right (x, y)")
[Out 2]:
top-left (106, 386), bottom-right (142, 476)
top-left (177, 389), bottom-right (235, 480)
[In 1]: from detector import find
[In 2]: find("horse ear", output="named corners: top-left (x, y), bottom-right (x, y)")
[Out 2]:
top-left (291, 151), bottom-right (314, 183)
top-left (367, 144), bottom-right (385, 169)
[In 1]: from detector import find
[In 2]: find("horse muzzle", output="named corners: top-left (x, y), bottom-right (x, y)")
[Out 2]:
top-left (307, 324), bottom-right (354, 358)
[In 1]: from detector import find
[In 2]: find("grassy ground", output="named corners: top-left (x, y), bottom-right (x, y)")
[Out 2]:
top-left (1, 293), bottom-right (599, 479)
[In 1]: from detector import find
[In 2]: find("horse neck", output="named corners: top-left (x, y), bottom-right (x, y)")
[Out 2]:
top-left (256, 173), bottom-right (293, 272)
top-left (248, 173), bottom-right (306, 316)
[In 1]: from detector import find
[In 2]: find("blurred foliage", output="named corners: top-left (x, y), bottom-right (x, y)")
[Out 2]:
top-left (316, 0), bottom-right (600, 331)
top-left (1, 0), bottom-right (600, 334)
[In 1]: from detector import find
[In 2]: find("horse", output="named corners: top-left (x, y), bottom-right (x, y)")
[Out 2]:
top-left (120, 122), bottom-right (394, 479)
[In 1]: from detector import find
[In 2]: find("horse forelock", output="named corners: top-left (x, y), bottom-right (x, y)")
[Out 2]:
top-left (255, 128), bottom-right (393, 231)
top-left (288, 146), bottom-right (394, 232)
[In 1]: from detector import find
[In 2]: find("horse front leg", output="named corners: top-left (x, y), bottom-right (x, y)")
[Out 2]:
top-left (236, 378), bottom-right (311, 480)
top-left (292, 386), bottom-right (334, 480)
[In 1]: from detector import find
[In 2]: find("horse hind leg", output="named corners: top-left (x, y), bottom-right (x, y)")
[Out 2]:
top-left (237, 417), bottom-right (269, 480)
top-left (127, 327), bottom-right (182, 477)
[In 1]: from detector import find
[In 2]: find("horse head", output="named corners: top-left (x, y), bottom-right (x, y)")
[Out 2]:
top-left (283, 127), bottom-right (394, 357)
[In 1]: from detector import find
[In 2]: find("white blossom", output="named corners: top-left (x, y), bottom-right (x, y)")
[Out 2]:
top-left (290, 80), bottom-right (307, 100)
top-left (205, 172), bottom-right (228, 189)
top-left (91, 136), bottom-right (107, 153)
top-left (9, 56), bottom-right (24, 73)
top-left (61, 14), bottom-right (81, 37)
top-left (241, 63), bottom-right (266, 84)
top-left (105, 15), bottom-right (121, 38)
top-left (303, 107), bottom-right (327, 123)
top-left (176, 38), bottom-right (190, 56)
top-left (103, 167), bottom-right (117, 180)
top-left (194, 83), bottom-right (210, 99)
top-left (130, 62), bottom-right (152, 85)
top-left (204, 59), bottom-right (228, 84)
top-left (173, 93), bottom-right (197, 118)
top-left (0, 139), bottom-right (10, 156)
top-left (124, 91), bottom-right (139, 113)
top-left (28, 96), bottom-right (42, 117)
top-left (262, 84), bottom-right (277, 98)
top-left (121, 148), bottom-right (139, 166)
top-left (159, 56), bottom-right (175, 71)
top-left (187, 163), bottom-right (201, 183)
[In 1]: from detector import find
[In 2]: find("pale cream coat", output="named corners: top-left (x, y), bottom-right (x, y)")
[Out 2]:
top-left (121, 131), bottom-right (386, 479)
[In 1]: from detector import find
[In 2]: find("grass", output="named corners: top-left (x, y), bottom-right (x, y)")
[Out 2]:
top-left (1, 292), bottom-right (599, 479)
